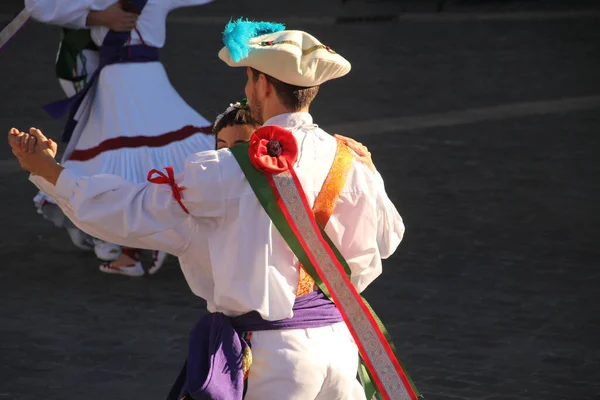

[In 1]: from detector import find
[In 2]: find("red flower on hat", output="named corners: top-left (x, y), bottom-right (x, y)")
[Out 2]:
top-left (248, 126), bottom-right (298, 174)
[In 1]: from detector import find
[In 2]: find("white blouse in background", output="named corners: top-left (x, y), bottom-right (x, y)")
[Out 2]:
top-left (24, 0), bottom-right (214, 47)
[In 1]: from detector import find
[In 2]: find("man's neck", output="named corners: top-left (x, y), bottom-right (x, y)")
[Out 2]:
top-left (262, 105), bottom-right (310, 124)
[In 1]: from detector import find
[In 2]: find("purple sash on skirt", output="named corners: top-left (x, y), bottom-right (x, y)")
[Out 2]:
top-left (167, 291), bottom-right (344, 400)
top-left (42, 0), bottom-right (158, 143)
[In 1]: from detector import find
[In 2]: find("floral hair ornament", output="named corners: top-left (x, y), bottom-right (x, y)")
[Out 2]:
top-left (248, 126), bottom-right (298, 174)
top-left (213, 98), bottom-right (249, 132)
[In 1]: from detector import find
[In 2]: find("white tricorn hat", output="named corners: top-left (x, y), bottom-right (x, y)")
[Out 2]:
top-left (218, 19), bottom-right (351, 87)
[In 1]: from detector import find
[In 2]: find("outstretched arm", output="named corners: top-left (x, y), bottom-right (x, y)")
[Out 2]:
top-left (9, 128), bottom-right (227, 254)
top-left (31, 169), bottom-right (198, 255)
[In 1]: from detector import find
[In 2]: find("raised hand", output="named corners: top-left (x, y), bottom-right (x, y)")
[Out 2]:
top-left (9, 128), bottom-right (57, 157)
top-left (334, 134), bottom-right (376, 173)
top-left (8, 128), bottom-right (63, 184)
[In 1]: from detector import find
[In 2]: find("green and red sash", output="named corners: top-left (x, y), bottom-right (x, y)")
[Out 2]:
top-left (230, 137), bottom-right (421, 400)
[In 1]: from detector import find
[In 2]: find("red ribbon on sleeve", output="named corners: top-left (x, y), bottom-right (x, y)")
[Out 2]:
top-left (147, 166), bottom-right (190, 214)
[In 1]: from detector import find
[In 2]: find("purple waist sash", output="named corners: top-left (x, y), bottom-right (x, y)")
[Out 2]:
top-left (42, 44), bottom-right (159, 143)
top-left (167, 291), bottom-right (344, 400)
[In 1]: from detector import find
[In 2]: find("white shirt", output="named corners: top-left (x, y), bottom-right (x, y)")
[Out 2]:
top-left (32, 113), bottom-right (405, 321)
top-left (24, 0), bottom-right (214, 47)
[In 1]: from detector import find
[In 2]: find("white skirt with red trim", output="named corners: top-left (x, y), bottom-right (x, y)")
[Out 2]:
top-left (60, 61), bottom-right (215, 183)
top-left (34, 61), bottom-right (215, 233)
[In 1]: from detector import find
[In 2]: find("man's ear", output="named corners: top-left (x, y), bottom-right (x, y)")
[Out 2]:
top-left (258, 73), bottom-right (271, 97)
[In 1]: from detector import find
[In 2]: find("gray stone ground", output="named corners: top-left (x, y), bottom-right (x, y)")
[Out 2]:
top-left (0, 1), bottom-right (599, 399)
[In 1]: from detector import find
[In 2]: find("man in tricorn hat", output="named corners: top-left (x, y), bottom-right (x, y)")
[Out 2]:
top-left (9, 18), bottom-right (420, 400)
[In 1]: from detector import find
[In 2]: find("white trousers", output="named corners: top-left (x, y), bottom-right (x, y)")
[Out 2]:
top-left (245, 322), bottom-right (367, 400)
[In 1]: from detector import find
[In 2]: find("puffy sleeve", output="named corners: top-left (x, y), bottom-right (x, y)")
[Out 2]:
top-left (24, 0), bottom-right (114, 29)
top-left (326, 163), bottom-right (405, 293)
top-left (29, 149), bottom-right (235, 255)
top-left (167, 0), bottom-right (215, 11)
top-left (371, 170), bottom-right (405, 259)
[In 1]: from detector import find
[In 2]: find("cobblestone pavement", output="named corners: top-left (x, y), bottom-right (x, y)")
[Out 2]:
top-left (0, 1), bottom-right (599, 399)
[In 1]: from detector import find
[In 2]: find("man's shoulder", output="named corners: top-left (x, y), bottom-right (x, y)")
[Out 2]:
top-left (302, 124), bottom-right (338, 144)
top-left (304, 128), bottom-right (377, 194)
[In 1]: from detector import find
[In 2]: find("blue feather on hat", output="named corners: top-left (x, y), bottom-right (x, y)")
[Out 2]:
top-left (223, 18), bottom-right (286, 62)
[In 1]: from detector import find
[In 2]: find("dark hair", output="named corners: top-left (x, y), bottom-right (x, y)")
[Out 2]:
top-left (250, 68), bottom-right (320, 111)
top-left (212, 102), bottom-right (260, 135)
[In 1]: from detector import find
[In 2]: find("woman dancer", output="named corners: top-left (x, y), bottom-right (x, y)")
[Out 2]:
top-left (29, 1), bottom-right (132, 260)
top-left (25, 0), bottom-right (216, 277)
top-left (213, 99), bottom-right (260, 150)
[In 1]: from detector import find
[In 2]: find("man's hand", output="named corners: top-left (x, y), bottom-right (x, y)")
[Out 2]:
top-left (334, 134), bottom-right (376, 173)
top-left (86, 2), bottom-right (138, 32)
top-left (8, 128), bottom-right (64, 185)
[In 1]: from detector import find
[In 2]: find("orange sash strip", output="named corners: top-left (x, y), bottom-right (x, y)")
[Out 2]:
top-left (296, 139), bottom-right (353, 297)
